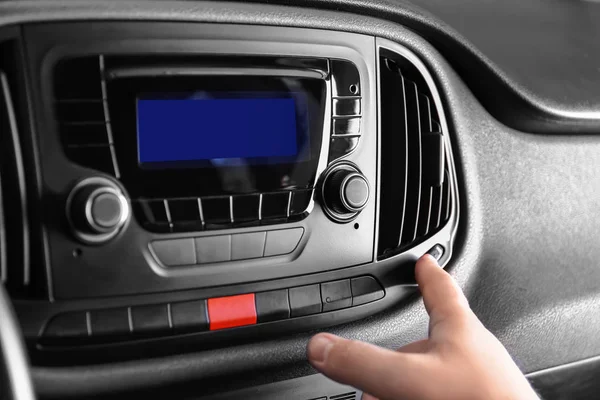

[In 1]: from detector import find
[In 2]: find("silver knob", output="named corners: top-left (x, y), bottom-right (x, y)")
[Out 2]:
top-left (66, 177), bottom-right (130, 244)
top-left (321, 162), bottom-right (370, 222)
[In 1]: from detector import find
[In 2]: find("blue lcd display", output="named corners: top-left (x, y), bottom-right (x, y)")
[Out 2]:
top-left (137, 96), bottom-right (302, 166)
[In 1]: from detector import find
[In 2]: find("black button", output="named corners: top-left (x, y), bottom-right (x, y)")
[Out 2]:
top-left (289, 190), bottom-right (313, 216)
top-left (333, 118), bottom-right (361, 136)
top-left (170, 300), bottom-right (209, 332)
top-left (427, 244), bottom-right (445, 261)
top-left (261, 192), bottom-right (290, 220)
top-left (151, 238), bottom-right (196, 266)
top-left (289, 284), bottom-right (322, 317)
top-left (131, 304), bottom-right (169, 334)
top-left (321, 280), bottom-right (352, 312)
top-left (43, 312), bottom-right (88, 339)
top-left (351, 276), bottom-right (384, 306)
top-left (329, 137), bottom-right (359, 162)
top-left (90, 308), bottom-right (130, 336)
top-left (333, 98), bottom-right (361, 116)
top-left (331, 60), bottom-right (361, 96)
top-left (233, 195), bottom-right (260, 222)
top-left (255, 289), bottom-right (290, 323)
top-left (202, 197), bottom-right (231, 225)
top-left (168, 198), bottom-right (203, 231)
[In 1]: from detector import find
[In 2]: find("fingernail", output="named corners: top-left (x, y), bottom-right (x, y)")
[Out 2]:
top-left (308, 334), bottom-right (336, 364)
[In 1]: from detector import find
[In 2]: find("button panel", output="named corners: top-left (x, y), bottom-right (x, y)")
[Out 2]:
top-left (42, 276), bottom-right (384, 342)
top-left (152, 228), bottom-right (304, 267)
top-left (133, 189), bottom-right (313, 233)
top-left (329, 60), bottom-right (362, 162)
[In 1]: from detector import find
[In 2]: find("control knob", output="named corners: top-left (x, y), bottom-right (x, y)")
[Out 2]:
top-left (66, 177), bottom-right (130, 244)
top-left (321, 162), bottom-right (370, 222)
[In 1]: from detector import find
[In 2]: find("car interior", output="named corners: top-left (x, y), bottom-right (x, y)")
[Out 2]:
top-left (1, 0), bottom-right (600, 399)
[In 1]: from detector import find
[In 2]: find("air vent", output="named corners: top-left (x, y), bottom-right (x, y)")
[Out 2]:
top-left (377, 48), bottom-right (454, 260)
top-left (0, 44), bottom-right (30, 295)
top-left (53, 56), bottom-right (120, 177)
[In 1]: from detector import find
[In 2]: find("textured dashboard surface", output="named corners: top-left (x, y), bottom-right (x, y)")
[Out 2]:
top-left (1, 1), bottom-right (600, 398)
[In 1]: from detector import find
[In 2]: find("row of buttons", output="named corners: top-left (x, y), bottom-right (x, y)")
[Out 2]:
top-left (329, 60), bottom-right (363, 162)
top-left (132, 189), bottom-right (313, 233)
top-left (150, 228), bottom-right (304, 267)
top-left (42, 276), bottom-right (384, 341)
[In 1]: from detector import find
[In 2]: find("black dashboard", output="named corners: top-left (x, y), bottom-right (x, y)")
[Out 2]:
top-left (1, 1), bottom-right (600, 399)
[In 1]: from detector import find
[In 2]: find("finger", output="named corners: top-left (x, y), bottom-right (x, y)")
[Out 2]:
top-left (415, 255), bottom-right (470, 325)
top-left (307, 333), bottom-right (436, 400)
top-left (397, 339), bottom-right (430, 354)
top-left (361, 393), bottom-right (379, 400)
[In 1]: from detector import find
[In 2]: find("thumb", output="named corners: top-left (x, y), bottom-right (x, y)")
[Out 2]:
top-left (307, 333), bottom-right (435, 400)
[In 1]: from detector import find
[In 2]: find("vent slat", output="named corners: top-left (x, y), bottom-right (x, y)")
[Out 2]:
top-left (416, 186), bottom-right (433, 237)
top-left (430, 184), bottom-right (443, 231)
top-left (377, 51), bottom-right (453, 260)
top-left (418, 93), bottom-right (433, 133)
top-left (442, 168), bottom-right (451, 222)
top-left (400, 80), bottom-right (422, 246)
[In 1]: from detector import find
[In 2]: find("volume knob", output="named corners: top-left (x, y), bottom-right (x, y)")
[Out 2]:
top-left (322, 163), bottom-right (370, 222)
top-left (66, 177), bottom-right (130, 244)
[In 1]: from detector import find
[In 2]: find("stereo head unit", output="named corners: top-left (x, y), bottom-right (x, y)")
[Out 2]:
top-left (72, 55), bottom-right (363, 233)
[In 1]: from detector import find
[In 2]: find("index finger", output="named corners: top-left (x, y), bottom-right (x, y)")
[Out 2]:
top-left (415, 255), bottom-right (470, 326)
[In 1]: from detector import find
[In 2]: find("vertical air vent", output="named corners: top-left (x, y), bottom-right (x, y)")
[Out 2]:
top-left (377, 49), bottom-right (454, 260)
top-left (0, 46), bottom-right (30, 295)
top-left (53, 56), bottom-right (120, 177)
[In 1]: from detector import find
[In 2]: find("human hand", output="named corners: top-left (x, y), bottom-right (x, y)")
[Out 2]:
top-left (307, 255), bottom-right (539, 400)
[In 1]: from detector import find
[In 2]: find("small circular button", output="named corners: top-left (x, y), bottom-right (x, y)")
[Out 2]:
top-left (66, 177), bottom-right (130, 244)
top-left (91, 192), bottom-right (123, 229)
top-left (342, 174), bottom-right (369, 210)
top-left (321, 162), bottom-right (370, 223)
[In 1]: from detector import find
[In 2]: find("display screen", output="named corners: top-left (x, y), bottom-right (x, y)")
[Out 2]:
top-left (136, 92), bottom-right (309, 168)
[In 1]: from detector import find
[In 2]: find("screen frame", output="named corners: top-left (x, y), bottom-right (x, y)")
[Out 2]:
top-left (107, 72), bottom-right (328, 198)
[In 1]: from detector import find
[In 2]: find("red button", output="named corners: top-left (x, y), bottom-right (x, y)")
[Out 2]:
top-left (207, 294), bottom-right (257, 330)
